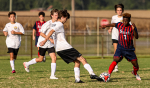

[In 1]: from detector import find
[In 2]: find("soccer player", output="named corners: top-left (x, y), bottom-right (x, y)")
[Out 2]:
top-left (33, 11), bottom-right (46, 61)
top-left (108, 4), bottom-right (124, 72)
top-left (3, 11), bottom-right (24, 73)
top-left (23, 9), bottom-right (59, 79)
top-left (40, 10), bottom-right (100, 83)
top-left (100, 13), bottom-right (141, 81)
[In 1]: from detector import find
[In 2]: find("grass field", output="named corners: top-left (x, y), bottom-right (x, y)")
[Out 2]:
top-left (0, 57), bottom-right (150, 88)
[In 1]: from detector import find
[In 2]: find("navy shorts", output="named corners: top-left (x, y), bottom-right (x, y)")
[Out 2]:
top-left (114, 47), bottom-right (137, 61)
top-left (35, 36), bottom-right (39, 46)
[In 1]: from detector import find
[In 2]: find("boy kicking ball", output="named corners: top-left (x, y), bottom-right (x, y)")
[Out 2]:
top-left (40, 10), bottom-right (100, 83)
top-left (100, 13), bottom-right (141, 82)
top-left (3, 11), bottom-right (24, 73)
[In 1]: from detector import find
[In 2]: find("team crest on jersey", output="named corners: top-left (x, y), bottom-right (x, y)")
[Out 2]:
top-left (14, 26), bottom-right (17, 30)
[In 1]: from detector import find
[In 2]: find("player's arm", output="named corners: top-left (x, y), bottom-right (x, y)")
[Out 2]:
top-left (100, 23), bottom-right (116, 29)
top-left (11, 30), bottom-right (24, 35)
top-left (40, 29), bottom-right (55, 46)
top-left (40, 32), bottom-right (54, 44)
top-left (33, 29), bottom-right (36, 40)
top-left (3, 31), bottom-right (8, 36)
top-left (3, 25), bottom-right (8, 36)
top-left (132, 23), bottom-right (139, 39)
top-left (108, 27), bottom-right (113, 34)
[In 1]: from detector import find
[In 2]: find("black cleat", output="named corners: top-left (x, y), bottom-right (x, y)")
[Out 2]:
top-left (97, 77), bottom-right (104, 81)
top-left (90, 75), bottom-right (99, 79)
top-left (75, 80), bottom-right (84, 83)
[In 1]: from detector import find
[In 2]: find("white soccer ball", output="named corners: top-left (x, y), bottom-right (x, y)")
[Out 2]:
top-left (99, 72), bottom-right (110, 82)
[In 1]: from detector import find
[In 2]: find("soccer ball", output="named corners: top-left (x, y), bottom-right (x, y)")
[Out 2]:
top-left (99, 72), bottom-right (110, 82)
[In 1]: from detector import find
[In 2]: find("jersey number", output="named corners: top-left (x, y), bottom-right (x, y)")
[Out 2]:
top-left (123, 35), bottom-right (126, 40)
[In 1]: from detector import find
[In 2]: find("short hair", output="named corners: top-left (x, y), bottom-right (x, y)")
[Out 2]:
top-left (123, 13), bottom-right (131, 20)
top-left (58, 10), bottom-right (70, 19)
top-left (114, 4), bottom-right (124, 12)
top-left (50, 9), bottom-right (59, 19)
top-left (39, 11), bottom-right (45, 17)
top-left (8, 11), bottom-right (16, 17)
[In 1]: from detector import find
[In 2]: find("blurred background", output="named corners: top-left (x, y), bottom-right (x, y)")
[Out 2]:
top-left (0, 0), bottom-right (150, 58)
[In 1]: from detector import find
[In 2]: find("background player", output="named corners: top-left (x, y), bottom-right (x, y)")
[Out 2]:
top-left (100, 13), bottom-right (141, 81)
top-left (3, 11), bottom-right (24, 73)
top-left (40, 10), bottom-right (100, 83)
top-left (33, 12), bottom-right (46, 61)
top-left (23, 9), bottom-right (59, 79)
top-left (108, 4), bottom-right (124, 72)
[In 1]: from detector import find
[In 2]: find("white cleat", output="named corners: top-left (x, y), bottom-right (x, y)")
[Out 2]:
top-left (132, 71), bottom-right (141, 81)
top-left (50, 76), bottom-right (58, 79)
top-left (43, 56), bottom-right (46, 62)
top-left (113, 68), bottom-right (118, 72)
top-left (23, 62), bottom-right (30, 72)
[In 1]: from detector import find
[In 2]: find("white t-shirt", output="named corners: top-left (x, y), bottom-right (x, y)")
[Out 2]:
top-left (3, 22), bottom-right (24, 49)
top-left (51, 21), bottom-right (72, 52)
top-left (111, 15), bottom-right (123, 40)
top-left (37, 20), bottom-right (55, 48)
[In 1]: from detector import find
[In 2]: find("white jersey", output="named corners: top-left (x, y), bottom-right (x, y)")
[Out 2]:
top-left (3, 22), bottom-right (24, 49)
top-left (37, 20), bottom-right (55, 48)
top-left (111, 15), bottom-right (123, 40)
top-left (51, 21), bottom-right (72, 52)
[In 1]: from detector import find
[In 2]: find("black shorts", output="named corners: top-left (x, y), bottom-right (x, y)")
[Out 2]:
top-left (39, 47), bottom-right (55, 56)
top-left (57, 48), bottom-right (82, 64)
top-left (112, 39), bottom-right (118, 45)
top-left (7, 48), bottom-right (19, 55)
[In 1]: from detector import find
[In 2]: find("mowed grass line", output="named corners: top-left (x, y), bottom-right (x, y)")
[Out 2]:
top-left (0, 58), bottom-right (150, 88)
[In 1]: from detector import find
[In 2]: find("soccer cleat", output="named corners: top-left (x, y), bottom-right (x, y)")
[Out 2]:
top-left (50, 76), bottom-right (58, 79)
top-left (132, 71), bottom-right (141, 81)
top-left (90, 75), bottom-right (99, 79)
top-left (43, 56), bottom-right (46, 62)
top-left (75, 80), bottom-right (84, 83)
top-left (113, 68), bottom-right (118, 72)
top-left (12, 70), bottom-right (16, 73)
top-left (23, 62), bottom-right (30, 72)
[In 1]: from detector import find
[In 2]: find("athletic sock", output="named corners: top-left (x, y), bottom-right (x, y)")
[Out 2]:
top-left (74, 67), bottom-right (80, 81)
top-left (115, 64), bottom-right (118, 69)
top-left (10, 60), bottom-right (15, 71)
top-left (84, 64), bottom-right (95, 75)
top-left (133, 66), bottom-right (139, 75)
top-left (26, 58), bottom-right (37, 67)
top-left (51, 63), bottom-right (56, 76)
top-left (38, 52), bottom-right (40, 57)
top-left (108, 61), bottom-right (117, 74)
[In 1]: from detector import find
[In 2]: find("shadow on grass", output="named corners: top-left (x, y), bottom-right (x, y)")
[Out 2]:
top-left (62, 75), bottom-right (89, 78)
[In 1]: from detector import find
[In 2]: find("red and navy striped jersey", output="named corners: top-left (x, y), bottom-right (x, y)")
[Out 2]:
top-left (33, 21), bottom-right (46, 36)
top-left (115, 22), bottom-right (134, 50)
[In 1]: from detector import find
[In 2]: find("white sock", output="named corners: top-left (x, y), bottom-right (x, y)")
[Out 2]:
top-left (26, 58), bottom-right (37, 67)
top-left (51, 63), bottom-right (56, 76)
top-left (115, 64), bottom-right (118, 69)
top-left (10, 60), bottom-right (15, 71)
top-left (74, 67), bottom-right (80, 81)
top-left (84, 64), bottom-right (95, 75)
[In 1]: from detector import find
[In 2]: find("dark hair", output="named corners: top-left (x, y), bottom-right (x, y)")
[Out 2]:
top-left (123, 13), bottom-right (131, 21)
top-left (58, 10), bottom-right (70, 19)
top-left (39, 11), bottom-right (45, 17)
top-left (114, 4), bottom-right (124, 13)
top-left (50, 9), bottom-right (59, 19)
top-left (8, 11), bottom-right (16, 17)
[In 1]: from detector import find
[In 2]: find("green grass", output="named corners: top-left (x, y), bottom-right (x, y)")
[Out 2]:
top-left (0, 57), bottom-right (150, 88)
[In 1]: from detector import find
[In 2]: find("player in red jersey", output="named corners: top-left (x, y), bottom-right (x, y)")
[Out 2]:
top-left (33, 12), bottom-right (46, 61)
top-left (100, 13), bottom-right (141, 81)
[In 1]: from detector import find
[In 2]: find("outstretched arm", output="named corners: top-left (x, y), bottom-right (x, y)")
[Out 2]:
top-left (100, 23), bottom-right (116, 29)
top-left (132, 23), bottom-right (139, 39)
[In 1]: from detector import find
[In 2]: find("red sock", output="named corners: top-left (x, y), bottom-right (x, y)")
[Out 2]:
top-left (108, 61), bottom-right (117, 74)
top-left (38, 52), bottom-right (40, 57)
top-left (133, 66), bottom-right (139, 75)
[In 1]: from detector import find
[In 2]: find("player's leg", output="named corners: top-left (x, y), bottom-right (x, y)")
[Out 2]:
top-left (8, 48), bottom-right (15, 73)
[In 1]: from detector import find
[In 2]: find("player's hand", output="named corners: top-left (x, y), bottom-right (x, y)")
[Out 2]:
top-left (108, 29), bottom-right (112, 34)
top-left (39, 40), bottom-right (46, 46)
top-left (11, 30), bottom-right (16, 34)
top-left (33, 36), bottom-right (35, 40)
top-left (99, 25), bottom-right (106, 29)
top-left (132, 23), bottom-right (135, 30)
top-left (49, 38), bottom-right (54, 44)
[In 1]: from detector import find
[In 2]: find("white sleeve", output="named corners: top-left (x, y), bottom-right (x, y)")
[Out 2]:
top-left (3, 24), bottom-right (8, 32)
top-left (111, 16), bottom-right (114, 23)
top-left (52, 23), bottom-right (62, 32)
top-left (19, 23), bottom-right (25, 34)
top-left (40, 22), bottom-right (50, 34)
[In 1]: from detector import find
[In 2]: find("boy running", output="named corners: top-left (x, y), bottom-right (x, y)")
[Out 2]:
top-left (100, 13), bottom-right (141, 81)
top-left (3, 11), bottom-right (24, 73)
top-left (33, 12), bottom-right (46, 61)
top-left (40, 10), bottom-right (99, 83)
top-left (23, 9), bottom-right (59, 79)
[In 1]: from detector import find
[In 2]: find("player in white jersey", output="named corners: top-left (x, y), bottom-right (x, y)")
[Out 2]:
top-left (40, 10), bottom-right (101, 83)
top-left (3, 11), bottom-right (25, 73)
top-left (23, 9), bottom-right (59, 79)
top-left (107, 4), bottom-right (124, 72)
